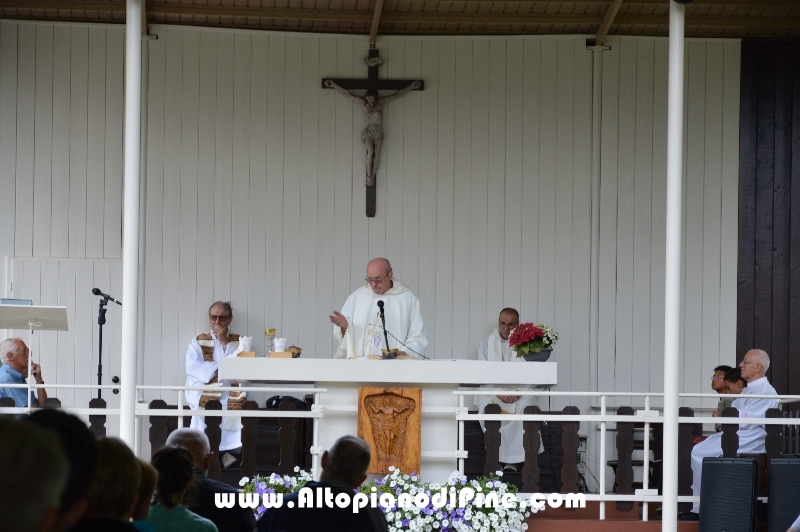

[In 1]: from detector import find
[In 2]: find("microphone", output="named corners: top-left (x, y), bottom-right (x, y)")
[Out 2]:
top-left (92, 288), bottom-right (122, 306)
top-left (377, 300), bottom-right (391, 356)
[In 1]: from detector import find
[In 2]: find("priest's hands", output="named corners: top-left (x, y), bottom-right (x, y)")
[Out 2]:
top-left (497, 395), bottom-right (520, 403)
top-left (329, 311), bottom-right (348, 332)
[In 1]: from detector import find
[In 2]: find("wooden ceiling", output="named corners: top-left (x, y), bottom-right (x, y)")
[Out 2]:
top-left (1, 0), bottom-right (798, 42)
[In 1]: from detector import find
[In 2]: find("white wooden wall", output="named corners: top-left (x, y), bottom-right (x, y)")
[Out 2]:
top-left (0, 22), bottom-right (740, 421)
top-left (597, 37), bottom-right (740, 403)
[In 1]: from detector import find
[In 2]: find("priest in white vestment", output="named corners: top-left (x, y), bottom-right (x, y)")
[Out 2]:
top-left (330, 258), bottom-right (427, 359)
top-left (185, 301), bottom-right (243, 458)
top-left (681, 349), bottom-right (779, 520)
top-left (475, 308), bottom-right (544, 468)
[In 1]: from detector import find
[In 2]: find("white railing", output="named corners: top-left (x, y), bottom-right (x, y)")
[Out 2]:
top-left (4, 384), bottom-right (800, 521)
top-left (456, 389), bottom-right (800, 521)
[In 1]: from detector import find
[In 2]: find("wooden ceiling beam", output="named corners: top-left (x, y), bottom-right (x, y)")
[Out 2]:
top-left (595, 0), bottom-right (624, 46)
top-left (369, 0), bottom-right (384, 46)
top-left (616, 14), bottom-right (800, 27)
top-left (147, 5), bottom-right (373, 22)
top-left (0, 0), bottom-right (126, 11)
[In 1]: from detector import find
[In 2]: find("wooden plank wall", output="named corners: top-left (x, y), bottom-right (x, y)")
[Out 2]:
top-left (737, 41), bottom-right (800, 396)
top-left (599, 38), bottom-right (740, 404)
top-left (0, 22), bottom-right (740, 416)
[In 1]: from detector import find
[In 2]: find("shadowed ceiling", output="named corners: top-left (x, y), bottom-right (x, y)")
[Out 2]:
top-left (0, 0), bottom-right (798, 43)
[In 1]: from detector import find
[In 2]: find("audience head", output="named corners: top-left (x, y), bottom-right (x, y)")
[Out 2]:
top-left (83, 437), bottom-right (140, 521)
top-left (712, 365), bottom-right (733, 393)
top-left (25, 408), bottom-right (98, 527)
top-left (320, 435), bottom-right (372, 489)
top-left (0, 418), bottom-right (69, 532)
top-left (739, 349), bottom-right (769, 382)
top-left (132, 459), bottom-right (158, 521)
top-left (497, 308), bottom-right (520, 340)
top-left (151, 446), bottom-right (196, 508)
top-left (165, 427), bottom-right (212, 472)
top-left (724, 368), bottom-right (747, 395)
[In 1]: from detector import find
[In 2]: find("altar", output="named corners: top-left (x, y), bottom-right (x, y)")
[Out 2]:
top-left (219, 358), bottom-right (557, 480)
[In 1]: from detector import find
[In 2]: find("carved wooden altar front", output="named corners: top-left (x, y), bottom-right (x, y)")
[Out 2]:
top-left (358, 386), bottom-right (421, 474)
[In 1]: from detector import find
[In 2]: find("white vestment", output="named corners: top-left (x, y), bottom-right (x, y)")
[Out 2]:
top-left (475, 329), bottom-right (543, 463)
top-left (185, 331), bottom-right (243, 451)
top-left (333, 281), bottom-right (427, 359)
top-left (690, 375), bottom-right (778, 513)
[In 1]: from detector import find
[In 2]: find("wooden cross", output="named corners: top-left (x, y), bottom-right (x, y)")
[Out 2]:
top-left (323, 48), bottom-right (424, 217)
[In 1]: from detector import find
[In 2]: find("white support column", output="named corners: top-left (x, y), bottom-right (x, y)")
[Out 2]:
top-left (589, 45), bottom-right (603, 401)
top-left (662, 2), bottom-right (686, 530)
top-left (120, 0), bottom-right (143, 447)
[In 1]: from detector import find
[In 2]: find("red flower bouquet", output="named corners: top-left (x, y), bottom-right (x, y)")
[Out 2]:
top-left (508, 322), bottom-right (558, 357)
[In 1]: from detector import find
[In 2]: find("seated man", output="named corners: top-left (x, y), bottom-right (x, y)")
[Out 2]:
top-left (724, 367), bottom-right (746, 396)
top-left (475, 308), bottom-right (543, 471)
top-left (166, 428), bottom-right (257, 532)
top-left (258, 435), bottom-right (388, 532)
top-left (679, 349), bottom-right (779, 521)
top-left (185, 301), bottom-right (244, 466)
top-left (712, 364), bottom-right (734, 410)
top-left (0, 337), bottom-right (47, 407)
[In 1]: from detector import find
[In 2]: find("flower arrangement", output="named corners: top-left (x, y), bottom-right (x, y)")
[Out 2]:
top-left (239, 467), bottom-right (313, 519)
top-left (507, 323), bottom-right (558, 356)
top-left (240, 467), bottom-right (538, 530)
top-left (360, 467), bottom-right (535, 532)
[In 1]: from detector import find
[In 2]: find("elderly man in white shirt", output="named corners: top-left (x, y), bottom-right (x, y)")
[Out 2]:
top-left (679, 349), bottom-right (779, 521)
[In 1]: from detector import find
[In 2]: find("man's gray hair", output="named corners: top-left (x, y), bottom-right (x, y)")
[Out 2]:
top-left (0, 419), bottom-right (69, 532)
top-left (752, 349), bottom-right (770, 372)
top-left (209, 301), bottom-right (233, 318)
top-left (0, 337), bottom-right (22, 361)
top-left (324, 435), bottom-right (371, 485)
top-left (166, 428), bottom-right (211, 462)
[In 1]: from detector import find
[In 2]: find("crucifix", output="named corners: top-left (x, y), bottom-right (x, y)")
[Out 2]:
top-left (322, 48), bottom-right (424, 217)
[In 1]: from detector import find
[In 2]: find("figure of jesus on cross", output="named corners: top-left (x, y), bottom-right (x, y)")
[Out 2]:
top-left (322, 48), bottom-right (423, 217)
top-left (324, 79), bottom-right (421, 189)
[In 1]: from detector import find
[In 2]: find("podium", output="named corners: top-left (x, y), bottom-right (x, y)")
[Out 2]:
top-left (219, 357), bottom-right (557, 481)
top-left (0, 304), bottom-right (69, 333)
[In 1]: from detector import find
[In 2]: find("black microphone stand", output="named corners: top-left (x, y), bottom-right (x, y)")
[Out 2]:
top-left (380, 315), bottom-right (390, 355)
top-left (96, 295), bottom-right (109, 399)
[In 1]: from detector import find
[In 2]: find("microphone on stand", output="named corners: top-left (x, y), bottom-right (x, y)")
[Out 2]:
top-left (92, 288), bottom-right (122, 306)
top-left (91, 287), bottom-right (120, 400)
top-left (377, 300), bottom-right (393, 358)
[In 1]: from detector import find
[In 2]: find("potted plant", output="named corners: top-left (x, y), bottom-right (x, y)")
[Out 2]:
top-left (508, 323), bottom-right (558, 361)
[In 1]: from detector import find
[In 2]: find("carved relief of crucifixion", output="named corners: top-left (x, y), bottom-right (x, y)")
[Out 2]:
top-left (322, 49), bottom-right (424, 217)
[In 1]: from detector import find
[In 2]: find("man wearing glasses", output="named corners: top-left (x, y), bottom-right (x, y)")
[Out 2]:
top-left (330, 258), bottom-right (427, 359)
top-left (679, 349), bottom-right (779, 521)
top-left (185, 301), bottom-right (244, 466)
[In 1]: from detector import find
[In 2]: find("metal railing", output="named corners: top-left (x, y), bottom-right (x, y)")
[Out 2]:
top-left (4, 384), bottom-right (800, 521)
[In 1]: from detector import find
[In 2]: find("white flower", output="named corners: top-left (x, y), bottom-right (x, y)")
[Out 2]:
top-left (239, 477), bottom-right (250, 486)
